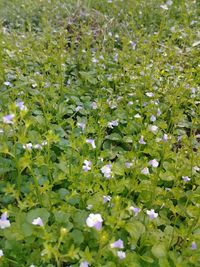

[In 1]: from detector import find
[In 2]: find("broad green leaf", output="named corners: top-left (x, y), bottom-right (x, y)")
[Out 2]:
top-left (151, 243), bottom-right (167, 258)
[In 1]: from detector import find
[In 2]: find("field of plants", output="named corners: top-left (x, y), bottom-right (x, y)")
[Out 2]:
top-left (0, 0), bottom-right (199, 266)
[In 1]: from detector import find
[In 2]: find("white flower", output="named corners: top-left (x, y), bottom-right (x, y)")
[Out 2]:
top-left (86, 204), bottom-right (93, 210)
top-left (129, 40), bottom-right (136, 50)
top-left (157, 108), bottom-right (162, 116)
top-left (108, 120), bottom-right (118, 128)
top-left (41, 141), bottom-right (47, 146)
top-left (0, 212), bottom-right (11, 229)
top-left (125, 162), bottom-right (133, 168)
top-left (23, 143), bottom-right (33, 150)
top-left (193, 166), bottom-right (200, 172)
top-left (139, 136), bottom-right (146, 145)
top-left (150, 115), bottom-right (156, 122)
top-left (162, 134), bottom-right (168, 142)
top-left (149, 125), bottom-right (158, 133)
top-left (191, 241), bottom-right (197, 250)
top-left (3, 114), bottom-right (15, 124)
top-left (182, 176), bottom-right (191, 182)
top-left (134, 113), bottom-right (141, 118)
top-left (92, 57), bottom-right (98, 63)
top-left (141, 167), bottom-right (149, 175)
top-left (86, 213), bottom-right (103, 230)
top-left (4, 81), bottom-right (12, 86)
top-left (114, 53), bottom-right (118, 62)
top-left (86, 139), bottom-right (96, 149)
top-left (80, 261), bottom-right (89, 267)
top-left (110, 239), bottom-right (124, 249)
top-left (82, 160), bottom-right (92, 172)
top-left (117, 251), bottom-right (126, 260)
top-left (166, 0), bottom-right (173, 5)
top-left (146, 92), bottom-right (154, 97)
top-left (91, 102), bottom-right (98, 109)
top-left (149, 159), bottom-right (159, 168)
top-left (32, 217), bottom-right (44, 226)
top-left (0, 249), bottom-right (3, 257)
top-left (129, 206), bottom-right (141, 216)
top-left (146, 209), bottom-right (158, 219)
top-left (103, 195), bottom-right (112, 203)
top-left (29, 265), bottom-right (36, 267)
top-left (101, 164), bottom-right (112, 179)
top-left (77, 122), bottom-right (86, 130)
top-left (16, 101), bottom-right (27, 111)
top-left (160, 4), bottom-right (168, 10)
top-left (75, 106), bottom-right (83, 112)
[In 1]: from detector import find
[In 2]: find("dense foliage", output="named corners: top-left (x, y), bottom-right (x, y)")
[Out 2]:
top-left (0, 0), bottom-right (199, 266)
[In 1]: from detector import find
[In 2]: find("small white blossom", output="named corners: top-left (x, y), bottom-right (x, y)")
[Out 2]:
top-left (77, 122), bottom-right (86, 130)
top-left (160, 4), bottom-right (168, 10)
top-left (23, 143), bottom-right (33, 150)
top-left (150, 115), bottom-right (156, 122)
top-left (149, 125), bottom-right (158, 133)
top-left (16, 101), bottom-right (27, 111)
top-left (80, 261), bottom-right (89, 267)
top-left (139, 136), bottom-right (146, 145)
top-left (129, 40), bottom-right (136, 50)
top-left (146, 209), bottom-right (158, 219)
top-left (0, 250), bottom-right (3, 257)
top-left (91, 102), bottom-right (98, 109)
top-left (191, 241), bottom-right (197, 250)
top-left (101, 164), bottom-right (112, 179)
top-left (92, 57), bottom-right (98, 63)
top-left (82, 160), bottom-right (92, 172)
top-left (0, 212), bottom-right (11, 229)
top-left (110, 239), bottom-right (124, 249)
top-left (146, 92), bottom-right (154, 97)
top-left (129, 206), bottom-right (141, 216)
top-left (182, 176), bottom-right (191, 182)
top-left (162, 134), bottom-right (168, 142)
top-left (41, 141), bottom-right (47, 146)
top-left (75, 106), bottom-right (83, 112)
top-left (86, 139), bottom-right (96, 149)
top-left (3, 114), bottom-right (15, 124)
top-left (32, 217), bottom-right (44, 226)
top-left (134, 113), bottom-right (141, 118)
top-left (4, 81), bottom-right (12, 86)
top-left (125, 162), bottom-right (133, 168)
top-left (117, 251), bottom-right (126, 260)
top-left (86, 204), bottom-right (93, 210)
top-left (193, 166), bottom-right (200, 172)
top-left (86, 213), bottom-right (103, 230)
top-left (108, 120), bottom-right (118, 128)
top-left (141, 167), bottom-right (150, 175)
top-left (103, 195), bottom-right (112, 203)
top-left (166, 0), bottom-right (173, 5)
top-left (157, 108), bottom-right (162, 116)
top-left (149, 159), bottom-right (159, 168)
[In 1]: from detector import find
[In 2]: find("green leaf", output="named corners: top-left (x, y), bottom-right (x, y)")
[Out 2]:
top-left (106, 133), bottom-right (122, 141)
top-left (125, 221), bottom-right (145, 242)
top-left (151, 243), bottom-right (167, 258)
top-left (159, 171), bottom-right (174, 181)
top-left (54, 210), bottom-right (70, 223)
top-left (69, 229), bottom-right (84, 245)
top-left (140, 255), bottom-right (154, 263)
top-left (21, 223), bottom-right (33, 237)
top-left (159, 258), bottom-right (171, 267)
